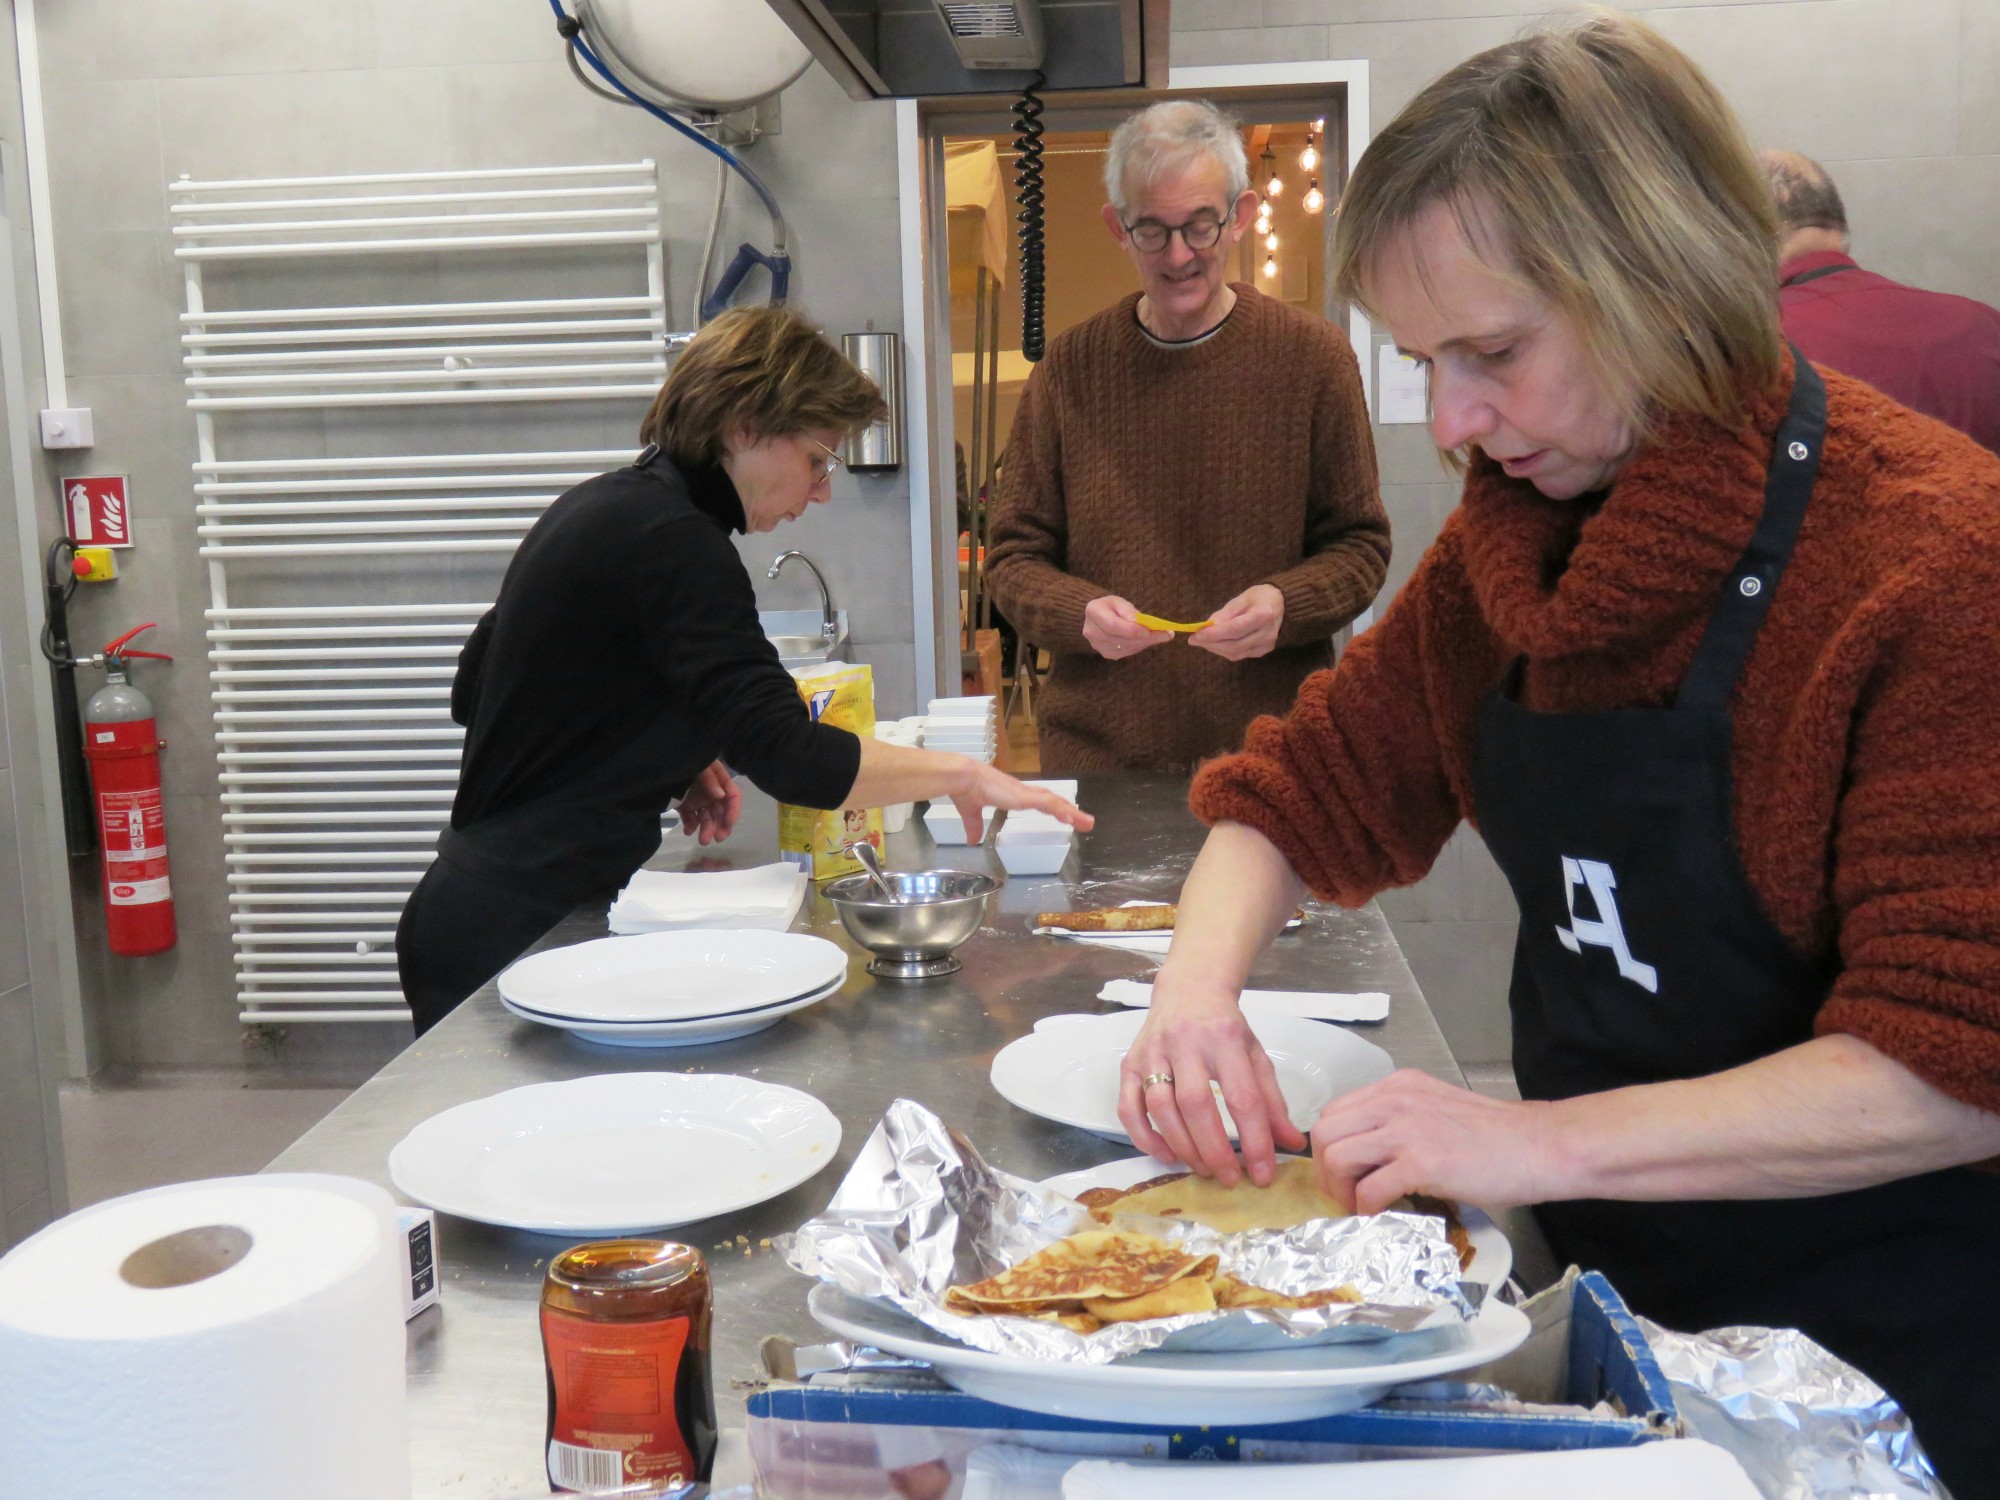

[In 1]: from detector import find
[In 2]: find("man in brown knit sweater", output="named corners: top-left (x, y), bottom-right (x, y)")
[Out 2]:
top-left (985, 100), bottom-right (1388, 772)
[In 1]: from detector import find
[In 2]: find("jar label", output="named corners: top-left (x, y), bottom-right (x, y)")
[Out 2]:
top-left (542, 1307), bottom-right (695, 1491)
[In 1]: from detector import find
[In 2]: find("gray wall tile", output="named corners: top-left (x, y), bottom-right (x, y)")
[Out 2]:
top-left (1173, 26), bottom-right (1332, 67)
top-left (93, 0), bottom-right (376, 81)
top-left (157, 68), bottom-right (456, 181)
top-left (1834, 155), bottom-right (2000, 305)
top-left (1962, 0), bottom-right (2000, 157)
top-left (0, 773), bottom-right (29, 995)
top-left (40, 79), bottom-right (165, 234)
top-left (0, 983), bottom-right (52, 1213)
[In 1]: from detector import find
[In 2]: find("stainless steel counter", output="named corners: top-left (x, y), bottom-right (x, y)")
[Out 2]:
top-left (267, 774), bottom-right (1549, 1497)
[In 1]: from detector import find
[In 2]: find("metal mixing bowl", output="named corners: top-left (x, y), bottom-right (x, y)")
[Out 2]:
top-left (822, 869), bottom-right (1002, 980)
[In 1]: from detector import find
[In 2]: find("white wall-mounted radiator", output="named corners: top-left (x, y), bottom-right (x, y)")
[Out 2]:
top-left (176, 163), bottom-right (674, 1025)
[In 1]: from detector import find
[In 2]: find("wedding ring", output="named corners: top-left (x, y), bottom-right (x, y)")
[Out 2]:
top-left (1142, 1072), bottom-right (1175, 1088)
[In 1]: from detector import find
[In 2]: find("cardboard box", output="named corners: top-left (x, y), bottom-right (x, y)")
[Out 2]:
top-left (746, 1272), bottom-right (1679, 1496)
top-left (779, 663), bottom-right (883, 882)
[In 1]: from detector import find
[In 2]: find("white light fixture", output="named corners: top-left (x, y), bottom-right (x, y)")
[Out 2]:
top-left (1299, 141), bottom-right (1319, 173)
top-left (1261, 253), bottom-right (1277, 279)
top-left (1303, 180), bottom-right (1325, 215)
top-left (1264, 230), bottom-right (1280, 252)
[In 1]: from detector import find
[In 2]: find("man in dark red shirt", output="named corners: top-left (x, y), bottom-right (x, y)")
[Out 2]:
top-left (1763, 151), bottom-right (2000, 453)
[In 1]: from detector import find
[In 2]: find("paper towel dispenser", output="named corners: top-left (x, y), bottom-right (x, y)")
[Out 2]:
top-left (761, 0), bottom-right (1167, 101)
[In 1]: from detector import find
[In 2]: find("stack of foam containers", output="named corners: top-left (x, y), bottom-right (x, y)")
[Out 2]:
top-left (872, 717), bottom-right (927, 833)
top-left (919, 698), bottom-right (998, 846)
top-left (994, 777), bottom-right (1079, 874)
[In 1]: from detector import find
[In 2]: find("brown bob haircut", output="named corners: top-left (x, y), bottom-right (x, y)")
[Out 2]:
top-left (1331, 10), bottom-right (1783, 437)
top-left (640, 306), bottom-right (888, 469)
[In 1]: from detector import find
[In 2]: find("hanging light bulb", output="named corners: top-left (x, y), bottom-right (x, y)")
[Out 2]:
top-left (1299, 140), bottom-right (1319, 173)
top-left (1266, 172), bottom-right (1284, 197)
top-left (1261, 148), bottom-right (1282, 199)
top-left (1261, 253), bottom-right (1278, 279)
top-left (1303, 180), bottom-right (1325, 214)
top-left (1264, 230), bottom-right (1280, 252)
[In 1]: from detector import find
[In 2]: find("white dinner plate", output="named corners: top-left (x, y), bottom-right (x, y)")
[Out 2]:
top-left (807, 1282), bottom-right (1530, 1425)
top-left (990, 1010), bottom-right (1393, 1143)
top-left (496, 929), bottom-right (848, 1024)
top-left (1038, 1155), bottom-right (1513, 1292)
top-left (388, 1073), bottom-right (842, 1235)
top-left (498, 972), bottom-right (844, 1048)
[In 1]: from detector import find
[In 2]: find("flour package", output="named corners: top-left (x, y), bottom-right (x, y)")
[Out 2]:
top-left (779, 662), bottom-right (884, 881)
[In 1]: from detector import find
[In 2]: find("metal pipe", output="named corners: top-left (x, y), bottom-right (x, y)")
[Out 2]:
top-left (766, 551), bottom-right (837, 640)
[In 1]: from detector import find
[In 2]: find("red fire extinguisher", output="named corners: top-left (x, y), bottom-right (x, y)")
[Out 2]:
top-left (81, 623), bottom-right (176, 956)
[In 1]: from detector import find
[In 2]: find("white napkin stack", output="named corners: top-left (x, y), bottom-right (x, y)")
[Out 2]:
top-left (607, 863), bottom-right (807, 934)
top-left (1098, 977), bottom-right (1389, 1024)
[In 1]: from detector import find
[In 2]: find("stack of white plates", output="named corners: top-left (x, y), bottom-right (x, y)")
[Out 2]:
top-left (922, 695), bottom-right (996, 764)
top-left (496, 929), bottom-right (848, 1048)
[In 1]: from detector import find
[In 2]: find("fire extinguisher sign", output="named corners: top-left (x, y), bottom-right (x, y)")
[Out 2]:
top-left (64, 476), bottom-right (132, 548)
top-left (98, 788), bottom-right (170, 904)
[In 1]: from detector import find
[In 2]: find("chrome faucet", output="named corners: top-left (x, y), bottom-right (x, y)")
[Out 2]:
top-left (767, 551), bottom-right (838, 640)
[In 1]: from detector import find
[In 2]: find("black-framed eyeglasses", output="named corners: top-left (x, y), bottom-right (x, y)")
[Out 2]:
top-left (1122, 215), bottom-right (1227, 254)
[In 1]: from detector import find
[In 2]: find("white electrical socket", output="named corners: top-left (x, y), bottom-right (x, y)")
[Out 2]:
top-left (40, 408), bottom-right (93, 449)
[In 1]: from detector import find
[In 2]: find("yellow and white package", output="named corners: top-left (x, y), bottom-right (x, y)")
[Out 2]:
top-left (779, 662), bottom-right (884, 881)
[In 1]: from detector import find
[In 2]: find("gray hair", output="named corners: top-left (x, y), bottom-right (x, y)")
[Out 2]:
top-left (1103, 99), bottom-right (1249, 217)
top-left (1761, 149), bottom-right (1849, 241)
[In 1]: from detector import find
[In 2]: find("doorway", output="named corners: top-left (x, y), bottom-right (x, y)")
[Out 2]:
top-left (898, 64), bottom-right (1368, 766)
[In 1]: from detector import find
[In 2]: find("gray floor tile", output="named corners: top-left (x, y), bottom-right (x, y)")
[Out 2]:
top-left (59, 1078), bottom-right (351, 1209)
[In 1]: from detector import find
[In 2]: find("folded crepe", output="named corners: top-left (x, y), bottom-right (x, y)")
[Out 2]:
top-left (944, 1228), bottom-right (1215, 1314)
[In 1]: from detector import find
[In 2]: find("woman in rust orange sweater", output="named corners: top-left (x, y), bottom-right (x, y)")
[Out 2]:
top-left (1119, 14), bottom-right (2000, 1487)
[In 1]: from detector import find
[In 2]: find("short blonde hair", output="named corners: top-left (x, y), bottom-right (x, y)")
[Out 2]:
top-left (1332, 10), bottom-right (1782, 435)
top-left (640, 306), bottom-right (887, 469)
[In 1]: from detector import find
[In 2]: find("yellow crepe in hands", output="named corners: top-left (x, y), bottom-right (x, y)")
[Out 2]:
top-left (1103, 1158), bottom-right (1355, 1234)
top-left (1133, 611), bottom-right (1213, 634)
top-left (943, 1228), bottom-right (1213, 1313)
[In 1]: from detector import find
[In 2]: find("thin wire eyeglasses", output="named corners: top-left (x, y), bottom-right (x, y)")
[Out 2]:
top-left (807, 436), bottom-right (844, 479)
top-left (1122, 215), bottom-right (1227, 254)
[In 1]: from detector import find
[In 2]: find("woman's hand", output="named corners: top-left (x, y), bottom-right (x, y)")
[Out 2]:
top-left (1083, 596), bottom-right (1173, 661)
top-left (1310, 1070), bottom-right (1565, 1213)
top-left (948, 762), bottom-right (1095, 845)
top-left (674, 760), bottom-right (743, 846)
top-left (1117, 974), bottom-right (1308, 1187)
top-left (1191, 584), bottom-right (1286, 662)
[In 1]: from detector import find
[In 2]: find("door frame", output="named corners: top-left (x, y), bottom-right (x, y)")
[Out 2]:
top-left (894, 59), bottom-right (1374, 701)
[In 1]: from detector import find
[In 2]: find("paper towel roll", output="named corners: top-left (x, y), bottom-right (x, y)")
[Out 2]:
top-left (0, 1172), bottom-right (411, 1499)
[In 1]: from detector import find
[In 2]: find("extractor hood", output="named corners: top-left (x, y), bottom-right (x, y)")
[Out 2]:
top-left (762, 0), bottom-right (1168, 100)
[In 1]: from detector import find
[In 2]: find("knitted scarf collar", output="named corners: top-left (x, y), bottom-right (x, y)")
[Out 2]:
top-left (1456, 354), bottom-right (1798, 661)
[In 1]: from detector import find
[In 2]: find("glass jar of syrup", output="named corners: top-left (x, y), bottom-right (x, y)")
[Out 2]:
top-left (540, 1239), bottom-right (715, 1493)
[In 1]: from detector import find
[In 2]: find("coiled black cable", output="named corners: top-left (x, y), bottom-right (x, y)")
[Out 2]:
top-left (1012, 75), bottom-right (1047, 363)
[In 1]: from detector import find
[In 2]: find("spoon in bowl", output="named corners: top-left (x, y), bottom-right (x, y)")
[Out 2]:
top-left (849, 839), bottom-right (901, 903)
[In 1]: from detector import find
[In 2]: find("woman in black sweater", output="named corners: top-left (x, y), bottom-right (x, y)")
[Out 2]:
top-left (397, 308), bottom-right (1087, 1033)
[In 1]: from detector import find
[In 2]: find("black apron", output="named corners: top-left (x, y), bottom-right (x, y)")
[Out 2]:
top-left (1471, 356), bottom-right (2000, 1495)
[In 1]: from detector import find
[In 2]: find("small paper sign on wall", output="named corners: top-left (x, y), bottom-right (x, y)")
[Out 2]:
top-left (1376, 346), bottom-right (1430, 425)
top-left (63, 475), bottom-right (132, 547)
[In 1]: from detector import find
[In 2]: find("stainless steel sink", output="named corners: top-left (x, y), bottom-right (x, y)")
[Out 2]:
top-left (758, 609), bottom-right (849, 668)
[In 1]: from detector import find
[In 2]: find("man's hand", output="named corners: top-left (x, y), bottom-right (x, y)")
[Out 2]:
top-left (1083, 595), bottom-right (1173, 661)
top-left (1117, 973), bottom-right (1308, 1187)
top-left (1311, 1070), bottom-right (1564, 1213)
top-left (1192, 584), bottom-right (1286, 661)
top-left (674, 760), bottom-right (742, 846)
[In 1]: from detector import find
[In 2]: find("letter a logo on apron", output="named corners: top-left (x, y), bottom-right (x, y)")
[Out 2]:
top-left (1553, 856), bottom-right (1658, 993)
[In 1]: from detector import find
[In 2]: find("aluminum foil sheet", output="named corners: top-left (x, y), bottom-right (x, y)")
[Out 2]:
top-left (777, 1099), bottom-right (1473, 1366)
top-left (1635, 1317), bottom-right (1944, 1500)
